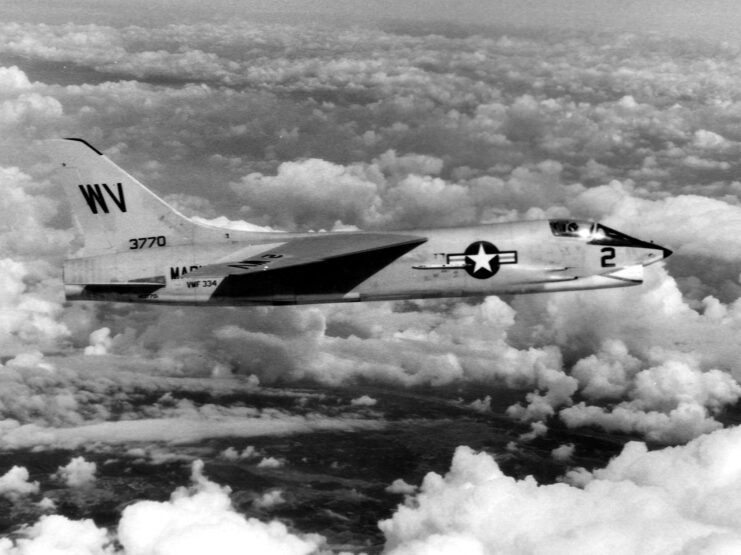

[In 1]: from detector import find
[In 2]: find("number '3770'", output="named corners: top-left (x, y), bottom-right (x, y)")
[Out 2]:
top-left (129, 236), bottom-right (167, 249)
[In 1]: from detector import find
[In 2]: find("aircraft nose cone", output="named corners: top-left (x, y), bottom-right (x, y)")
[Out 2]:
top-left (638, 243), bottom-right (672, 266)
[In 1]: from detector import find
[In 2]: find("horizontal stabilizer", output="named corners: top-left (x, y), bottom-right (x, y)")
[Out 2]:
top-left (64, 281), bottom-right (165, 301)
top-left (65, 281), bottom-right (165, 287)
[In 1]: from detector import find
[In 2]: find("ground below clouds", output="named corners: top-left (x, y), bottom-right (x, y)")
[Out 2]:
top-left (0, 384), bottom-right (634, 552)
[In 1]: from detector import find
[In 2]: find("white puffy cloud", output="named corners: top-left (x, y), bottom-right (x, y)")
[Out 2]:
top-left (631, 359), bottom-right (741, 412)
top-left (570, 339), bottom-right (642, 400)
top-left (0, 515), bottom-right (113, 555)
top-left (466, 396), bottom-right (492, 413)
top-left (232, 158), bottom-right (381, 230)
top-left (221, 445), bottom-right (259, 460)
top-left (84, 327), bottom-right (112, 355)
top-left (0, 259), bottom-right (69, 355)
top-left (551, 443), bottom-right (575, 462)
top-left (386, 479), bottom-right (418, 496)
top-left (350, 395), bottom-right (377, 407)
top-left (0, 161), bottom-right (73, 356)
top-left (118, 460), bottom-right (322, 555)
top-left (0, 92), bottom-right (63, 128)
top-left (0, 465), bottom-right (39, 499)
top-left (1, 460), bottom-right (323, 555)
top-left (506, 263), bottom-right (741, 441)
top-left (560, 401), bottom-right (725, 444)
top-left (257, 457), bottom-right (285, 469)
top-left (381, 428), bottom-right (741, 554)
top-left (693, 129), bottom-right (729, 150)
top-left (54, 456), bottom-right (97, 488)
top-left (37, 497), bottom-right (56, 511)
top-left (518, 421), bottom-right (548, 442)
top-left (0, 65), bottom-right (31, 89)
top-left (253, 489), bottom-right (286, 509)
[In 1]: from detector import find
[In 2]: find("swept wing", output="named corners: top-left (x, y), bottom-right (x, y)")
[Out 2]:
top-left (186, 233), bottom-right (427, 302)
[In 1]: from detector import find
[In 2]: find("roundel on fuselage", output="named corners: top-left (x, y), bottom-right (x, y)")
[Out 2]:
top-left (464, 241), bottom-right (500, 279)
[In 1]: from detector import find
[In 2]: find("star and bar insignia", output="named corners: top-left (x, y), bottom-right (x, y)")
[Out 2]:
top-left (412, 240), bottom-right (518, 278)
top-left (448, 241), bottom-right (518, 279)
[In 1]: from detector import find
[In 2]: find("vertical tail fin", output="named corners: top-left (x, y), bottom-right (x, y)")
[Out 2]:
top-left (42, 138), bottom-right (197, 255)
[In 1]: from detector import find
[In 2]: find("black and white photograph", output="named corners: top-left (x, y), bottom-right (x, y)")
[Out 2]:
top-left (2, 1), bottom-right (741, 553)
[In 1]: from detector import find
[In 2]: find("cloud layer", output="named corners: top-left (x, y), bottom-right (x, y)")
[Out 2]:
top-left (6, 425), bottom-right (741, 554)
top-left (0, 17), bottom-right (740, 441)
top-left (2, 17), bottom-right (741, 439)
top-left (1, 14), bottom-right (741, 552)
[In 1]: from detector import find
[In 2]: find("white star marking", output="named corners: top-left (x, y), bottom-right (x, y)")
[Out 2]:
top-left (467, 244), bottom-right (497, 274)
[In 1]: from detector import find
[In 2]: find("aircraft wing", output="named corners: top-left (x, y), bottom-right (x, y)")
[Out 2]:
top-left (187, 232), bottom-right (427, 301)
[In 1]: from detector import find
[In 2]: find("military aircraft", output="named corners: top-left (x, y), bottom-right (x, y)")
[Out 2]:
top-left (43, 138), bottom-right (671, 306)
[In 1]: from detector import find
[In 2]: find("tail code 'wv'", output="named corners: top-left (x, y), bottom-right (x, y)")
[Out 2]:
top-left (78, 183), bottom-right (128, 214)
top-left (43, 138), bottom-right (197, 255)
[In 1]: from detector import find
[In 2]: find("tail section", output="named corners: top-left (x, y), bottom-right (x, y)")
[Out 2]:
top-left (43, 138), bottom-right (198, 255)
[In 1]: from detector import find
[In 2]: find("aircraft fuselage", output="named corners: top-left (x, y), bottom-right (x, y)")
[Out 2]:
top-left (63, 219), bottom-right (669, 306)
top-left (45, 138), bottom-right (671, 307)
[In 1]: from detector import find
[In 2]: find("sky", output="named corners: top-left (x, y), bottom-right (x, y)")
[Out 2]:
top-left (8, 0), bottom-right (741, 41)
top-left (4, 0), bottom-right (741, 553)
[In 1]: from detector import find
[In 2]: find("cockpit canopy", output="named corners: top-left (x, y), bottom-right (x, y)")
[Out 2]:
top-left (549, 220), bottom-right (593, 239)
top-left (549, 219), bottom-right (654, 247)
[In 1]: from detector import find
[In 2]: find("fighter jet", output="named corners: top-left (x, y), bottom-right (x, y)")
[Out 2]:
top-left (44, 138), bottom-right (671, 306)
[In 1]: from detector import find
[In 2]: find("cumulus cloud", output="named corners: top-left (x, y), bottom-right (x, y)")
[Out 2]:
top-left (0, 465), bottom-right (39, 499)
top-left (253, 489), bottom-right (286, 509)
top-left (118, 460), bottom-right (323, 555)
top-left (350, 395), bottom-right (377, 407)
top-left (0, 460), bottom-right (323, 555)
top-left (517, 263), bottom-right (741, 441)
top-left (386, 479), bottom-right (418, 496)
top-left (84, 327), bottom-right (112, 355)
top-left (37, 497), bottom-right (56, 511)
top-left (257, 457), bottom-right (285, 469)
top-left (0, 515), bottom-right (112, 554)
top-left (232, 158), bottom-right (381, 230)
top-left (381, 428), bottom-right (741, 554)
top-left (518, 421), bottom-right (548, 442)
top-left (0, 258), bottom-right (69, 355)
top-left (0, 65), bottom-right (32, 90)
top-left (220, 445), bottom-right (259, 461)
top-left (466, 396), bottom-right (492, 413)
top-left (560, 401), bottom-right (725, 444)
top-left (53, 456), bottom-right (97, 487)
top-left (551, 443), bottom-right (575, 462)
